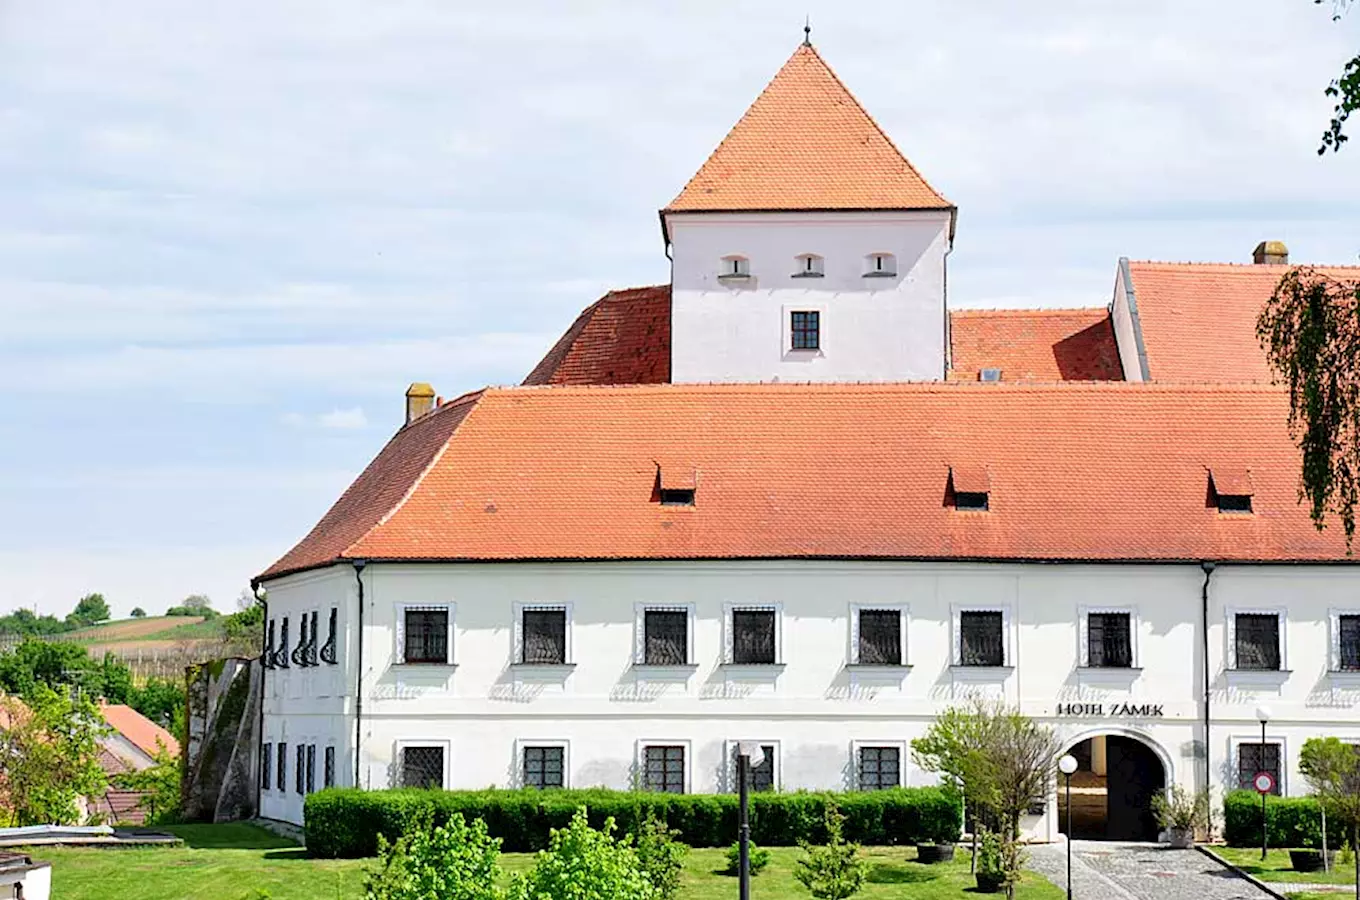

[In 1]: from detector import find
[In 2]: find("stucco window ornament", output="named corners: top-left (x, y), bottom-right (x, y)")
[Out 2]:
top-left (864, 252), bottom-right (896, 277)
top-left (320, 607), bottom-right (338, 665)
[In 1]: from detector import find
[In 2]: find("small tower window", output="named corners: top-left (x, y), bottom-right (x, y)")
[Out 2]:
top-left (719, 255), bottom-right (750, 280)
top-left (865, 253), bottom-right (896, 278)
top-left (793, 254), bottom-right (825, 278)
top-left (790, 311), bottom-right (820, 350)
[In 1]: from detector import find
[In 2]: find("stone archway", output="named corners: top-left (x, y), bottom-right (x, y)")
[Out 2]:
top-left (1056, 730), bottom-right (1170, 842)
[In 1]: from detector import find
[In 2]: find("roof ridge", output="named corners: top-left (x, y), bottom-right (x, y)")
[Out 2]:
top-left (496, 380), bottom-right (1286, 396)
top-left (950, 307), bottom-right (1109, 317)
top-left (1130, 259), bottom-right (1360, 271)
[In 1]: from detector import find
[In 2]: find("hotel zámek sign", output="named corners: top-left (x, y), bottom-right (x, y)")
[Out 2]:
top-left (1055, 702), bottom-right (1164, 718)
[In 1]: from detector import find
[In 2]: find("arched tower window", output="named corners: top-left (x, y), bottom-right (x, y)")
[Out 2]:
top-left (719, 255), bottom-right (750, 280)
top-left (865, 252), bottom-right (896, 277)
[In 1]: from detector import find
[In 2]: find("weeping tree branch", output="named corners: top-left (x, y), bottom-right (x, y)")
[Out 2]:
top-left (1317, 0), bottom-right (1359, 153)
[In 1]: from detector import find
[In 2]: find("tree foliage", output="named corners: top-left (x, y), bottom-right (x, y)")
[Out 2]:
top-left (0, 607), bottom-right (71, 637)
top-left (112, 743), bottom-right (181, 824)
top-left (1258, 268), bottom-right (1360, 547)
top-left (508, 808), bottom-right (657, 900)
top-left (130, 607), bottom-right (146, 618)
top-left (66, 593), bottom-right (110, 628)
top-left (793, 802), bottom-right (865, 900)
top-left (1300, 737), bottom-right (1359, 875)
top-left (364, 812), bottom-right (504, 900)
top-left (0, 685), bottom-right (109, 826)
top-left (1317, 0), bottom-right (1360, 153)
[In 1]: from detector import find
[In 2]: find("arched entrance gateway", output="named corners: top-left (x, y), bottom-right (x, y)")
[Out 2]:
top-left (1057, 731), bottom-right (1168, 842)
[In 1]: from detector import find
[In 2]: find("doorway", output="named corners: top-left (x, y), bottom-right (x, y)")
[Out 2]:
top-left (1056, 735), bottom-right (1166, 841)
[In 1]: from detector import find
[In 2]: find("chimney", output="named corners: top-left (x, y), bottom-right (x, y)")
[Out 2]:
top-left (1252, 240), bottom-right (1288, 265)
top-left (405, 383), bottom-right (435, 424)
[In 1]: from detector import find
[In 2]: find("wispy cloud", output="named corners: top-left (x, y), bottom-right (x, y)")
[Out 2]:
top-left (283, 407), bottom-right (369, 430)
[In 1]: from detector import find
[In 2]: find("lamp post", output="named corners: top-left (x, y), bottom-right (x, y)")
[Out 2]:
top-left (1058, 754), bottom-right (1078, 900)
top-left (736, 742), bottom-right (766, 900)
top-left (1256, 705), bottom-right (1273, 862)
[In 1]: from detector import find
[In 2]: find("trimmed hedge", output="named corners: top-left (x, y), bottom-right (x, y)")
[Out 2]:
top-left (1223, 790), bottom-right (1325, 849)
top-left (304, 786), bottom-right (962, 858)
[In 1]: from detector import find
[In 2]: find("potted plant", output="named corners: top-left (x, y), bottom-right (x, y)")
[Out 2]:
top-left (915, 841), bottom-right (955, 864)
top-left (1289, 848), bottom-right (1337, 872)
top-left (1151, 785), bottom-right (1208, 849)
top-left (974, 830), bottom-right (1006, 893)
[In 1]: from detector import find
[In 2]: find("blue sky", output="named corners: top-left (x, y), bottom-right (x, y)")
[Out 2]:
top-left (1, 1), bottom-right (1357, 617)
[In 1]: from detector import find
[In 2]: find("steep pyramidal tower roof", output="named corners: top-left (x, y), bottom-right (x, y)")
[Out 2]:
top-left (664, 43), bottom-right (952, 214)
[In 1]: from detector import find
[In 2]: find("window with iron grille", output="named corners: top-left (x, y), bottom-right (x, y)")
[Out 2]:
top-left (644, 610), bottom-right (688, 665)
top-left (1341, 615), bottom-right (1360, 671)
top-left (1087, 612), bottom-right (1133, 668)
top-left (522, 609), bottom-right (567, 664)
top-left (858, 746), bottom-right (901, 791)
top-left (324, 746), bottom-right (335, 789)
top-left (264, 619), bottom-right (276, 670)
top-left (733, 744), bottom-right (776, 793)
top-left (262, 743), bottom-right (272, 791)
top-left (306, 744), bottom-right (316, 794)
top-left (643, 745), bottom-right (685, 793)
top-left (732, 610), bottom-right (776, 664)
top-left (278, 617), bottom-right (290, 669)
top-left (277, 742), bottom-right (287, 791)
top-left (401, 746), bottom-right (445, 789)
top-left (959, 611), bottom-right (1004, 666)
top-left (403, 609), bottom-right (449, 664)
top-left (295, 744), bottom-right (305, 795)
top-left (1237, 742), bottom-right (1281, 794)
top-left (790, 311), bottom-right (820, 351)
top-left (858, 610), bottom-right (902, 665)
top-left (523, 746), bottom-right (565, 789)
top-left (321, 607), bottom-right (338, 665)
top-left (1235, 613), bottom-right (1281, 670)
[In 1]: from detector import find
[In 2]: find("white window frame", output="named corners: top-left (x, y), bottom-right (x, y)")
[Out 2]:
top-left (851, 739), bottom-right (908, 790)
top-left (513, 602), bottom-right (574, 665)
top-left (395, 603), bottom-right (456, 665)
top-left (719, 255), bottom-right (750, 279)
top-left (637, 739), bottom-right (692, 794)
top-left (951, 605), bottom-right (1013, 667)
top-left (394, 738), bottom-right (451, 790)
top-left (1229, 733), bottom-right (1288, 795)
top-left (865, 252), bottom-right (897, 277)
top-left (793, 253), bottom-right (825, 277)
top-left (1329, 608), bottom-right (1360, 672)
top-left (1226, 607), bottom-right (1288, 671)
top-left (723, 602), bottom-right (783, 665)
top-left (322, 741), bottom-right (337, 790)
top-left (723, 739), bottom-right (781, 793)
top-left (782, 303), bottom-right (827, 357)
top-left (633, 603), bottom-right (696, 666)
top-left (1078, 606), bottom-right (1140, 668)
top-left (849, 603), bottom-right (910, 666)
top-left (515, 739), bottom-right (571, 790)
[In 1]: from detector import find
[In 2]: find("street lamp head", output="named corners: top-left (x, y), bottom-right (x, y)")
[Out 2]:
top-left (1058, 754), bottom-right (1078, 776)
top-left (1256, 705), bottom-right (1273, 724)
top-left (737, 742), bottom-right (766, 769)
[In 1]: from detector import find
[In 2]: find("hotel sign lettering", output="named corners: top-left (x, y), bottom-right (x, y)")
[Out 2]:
top-left (1055, 702), bottom-right (1164, 718)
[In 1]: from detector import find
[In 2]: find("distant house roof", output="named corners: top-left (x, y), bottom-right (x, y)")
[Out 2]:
top-left (948, 308), bottom-right (1123, 382)
top-left (522, 286), bottom-right (670, 386)
top-left (100, 704), bottom-right (179, 758)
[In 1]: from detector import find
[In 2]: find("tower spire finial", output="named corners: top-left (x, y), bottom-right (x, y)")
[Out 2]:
top-left (802, 16), bottom-right (812, 47)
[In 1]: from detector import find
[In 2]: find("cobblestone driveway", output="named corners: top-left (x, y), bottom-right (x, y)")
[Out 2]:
top-left (1027, 840), bottom-right (1275, 900)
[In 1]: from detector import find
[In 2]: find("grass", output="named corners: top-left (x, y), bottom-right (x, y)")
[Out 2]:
top-left (1214, 846), bottom-right (1356, 885)
top-left (144, 619), bottom-right (226, 641)
top-left (26, 824), bottom-right (1064, 900)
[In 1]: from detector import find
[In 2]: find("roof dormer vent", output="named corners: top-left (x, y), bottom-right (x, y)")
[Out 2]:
top-left (654, 462), bottom-right (697, 507)
top-left (949, 464), bottom-right (990, 512)
top-left (1209, 467), bottom-right (1253, 514)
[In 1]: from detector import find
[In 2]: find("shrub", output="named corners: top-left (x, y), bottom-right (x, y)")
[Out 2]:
top-left (794, 802), bottom-right (865, 900)
top-left (1223, 790), bottom-right (1324, 848)
top-left (305, 786), bottom-right (962, 859)
top-left (363, 812), bottom-right (503, 900)
top-left (723, 840), bottom-right (771, 875)
top-left (976, 829), bottom-right (1004, 877)
top-left (634, 815), bottom-right (686, 900)
top-left (507, 808), bottom-right (655, 900)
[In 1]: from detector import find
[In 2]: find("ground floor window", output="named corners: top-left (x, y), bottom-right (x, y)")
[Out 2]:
top-left (732, 744), bottom-right (776, 793)
top-left (262, 743), bottom-right (272, 791)
top-left (324, 746), bottom-right (335, 789)
top-left (401, 745), bottom-right (445, 789)
top-left (277, 742), bottom-right (287, 792)
top-left (858, 746), bottom-right (901, 791)
top-left (295, 745), bottom-right (305, 795)
top-left (1237, 742), bottom-right (1282, 794)
top-left (643, 745), bottom-right (685, 794)
top-left (306, 744), bottom-right (316, 794)
top-left (523, 745), bottom-right (565, 789)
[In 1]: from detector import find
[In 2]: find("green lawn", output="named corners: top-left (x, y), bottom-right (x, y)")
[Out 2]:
top-left (26, 824), bottom-right (1063, 900)
top-left (1213, 846), bottom-right (1355, 885)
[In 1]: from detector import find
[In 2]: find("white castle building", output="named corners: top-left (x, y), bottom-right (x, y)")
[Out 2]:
top-left (255, 39), bottom-right (1360, 843)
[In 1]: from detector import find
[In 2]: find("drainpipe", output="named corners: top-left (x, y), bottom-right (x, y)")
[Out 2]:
top-left (352, 560), bottom-right (367, 789)
top-left (1200, 561), bottom-right (1216, 833)
top-left (252, 581), bottom-right (268, 819)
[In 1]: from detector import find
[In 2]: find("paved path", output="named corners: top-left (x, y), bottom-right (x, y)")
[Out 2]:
top-left (1028, 840), bottom-right (1277, 900)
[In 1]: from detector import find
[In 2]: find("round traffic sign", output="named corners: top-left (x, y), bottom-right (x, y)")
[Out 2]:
top-left (1253, 771), bottom-right (1276, 795)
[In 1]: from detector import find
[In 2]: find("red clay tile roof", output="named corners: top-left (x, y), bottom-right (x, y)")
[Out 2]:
top-left (100, 703), bottom-right (180, 758)
top-left (664, 44), bottom-right (951, 215)
top-left (1128, 262), bottom-right (1360, 383)
top-left (258, 382), bottom-right (1354, 576)
top-left (523, 286), bottom-right (670, 386)
top-left (948, 308), bottom-right (1123, 382)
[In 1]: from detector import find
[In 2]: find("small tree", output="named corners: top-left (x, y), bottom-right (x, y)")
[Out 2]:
top-left (508, 808), bottom-right (657, 900)
top-left (913, 699), bottom-right (998, 870)
top-left (364, 812), bottom-right (504, 900)
top-left (794, 801), bottom-right (865, 900)
top-left (130, 607), bottom-right (146, 618)
top-left (66, 593), bottom-right (110, 628)
top-left (634, 814), bottom-right (687, 900)
top-left (111, 743), bottom-right (180, 824)
top-left (987, 704), bottom-right (1061, 899)
top-left (1301, 737), bottom-right (1360, 876)
top-left (0, 685), bottom-right (108, 825)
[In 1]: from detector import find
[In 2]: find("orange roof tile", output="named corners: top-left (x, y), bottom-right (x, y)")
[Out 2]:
top-left (664, 44), bottom-right (951, 216)
top-left (100, 703), bottom-right (180, 758)
top-left (523, 286), bottom-right (670, 386)
top-left (1128, 262), bottom-right (1360, 383)
top-left (259, 382), bottom-right (1354, 577)
top-left (948, 308), bottom-right (1123, 382)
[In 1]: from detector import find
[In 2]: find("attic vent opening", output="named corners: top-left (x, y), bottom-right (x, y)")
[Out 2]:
top-left (659, 488), bottom-right (696, 506)
top-left (1210, 467), bottom-right (1254, 515)
top-left (655, 462), bottom-right (697, 507)
top-left (949, 464), bottom-right (990, 512)
top-left (794, 253), bottom-right (825, 278)
top-left (955, 492), bottom-right (989, 511)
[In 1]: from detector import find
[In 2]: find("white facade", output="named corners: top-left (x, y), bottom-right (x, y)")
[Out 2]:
top-left (667, 211), bottom-right (952, 383)
top-left (260, 558), bottom-right (1360, 836)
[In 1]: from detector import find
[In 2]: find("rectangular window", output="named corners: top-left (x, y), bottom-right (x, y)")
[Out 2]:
top-left (644, 610), bottom-right (689, 665)
top-left (790, 311), bottom-right (820, 351)
top-left (523, 746), bottom-right (565, 790)
top-left (403, 609), bottom-right (449, 664)
top-left (277, 742), bottom-right (287, 792)
top-left (265, 619), bottom-right (276, 668)
top-left (295, 744), bottom-right (305, 795)
top-left (262, 743), bottom-right (273, 791)
top-left (858, 610), bottom-right (902, 665)
top-left (1235, 613), bottom-right (1281, 671)
top-left (309, 610), bottom-right (320, 665)
top-left (643, 745), bottom-right (685, 794)
top-left (858, 746), bottom-right (901, 791)
top-left (959, 611), bottom-right (1004, 666)
top-left (1087, 612), bottom-right (1133, 668)
top-left (324, 746), bottom-right (335, 789)
top-left (1341, 615), bottom-right (1360, 671)
top-left (733, 744), bottom-right (776, 793)
top-left (401, 746), bottom-right (445, 789)
top-left (522, 609), bottom-right (567, 664)
top-left (321, 607), bottom-right (338, 665)
top-left (1237, 742), bottom-right (1282, 795)
top-left (279, 617), bottom-right (290, 668)
top-left (732, 610), bottom-right (776, 664)
top-left (295, 614), bottom-right (308, 667)
top-left (306, 744), bottom-right (316, 794)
